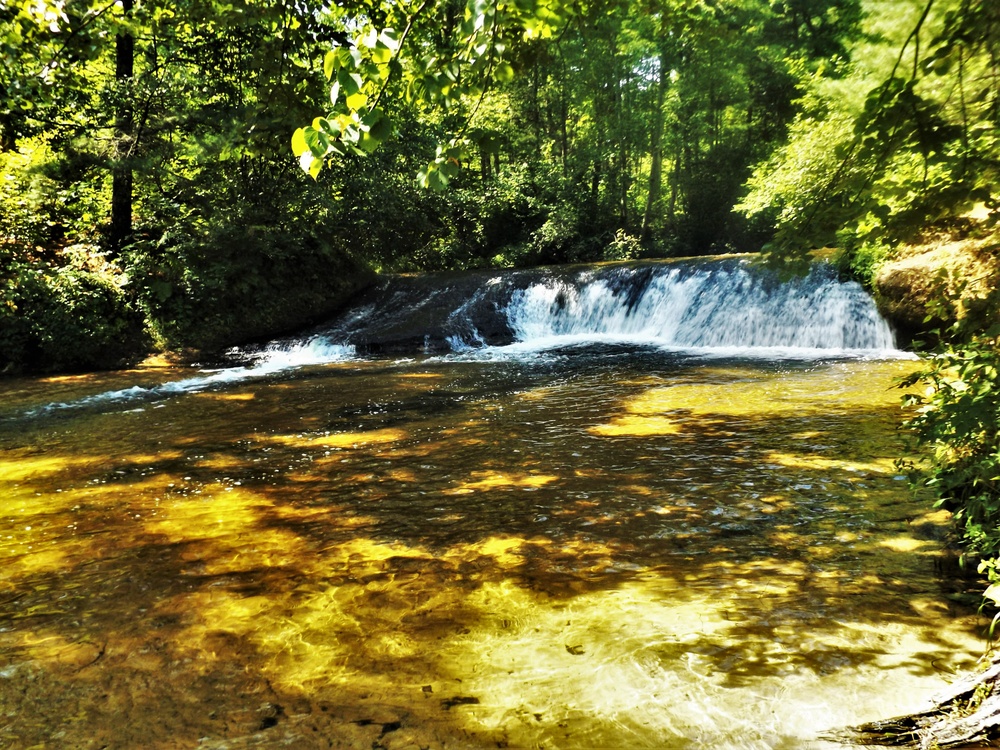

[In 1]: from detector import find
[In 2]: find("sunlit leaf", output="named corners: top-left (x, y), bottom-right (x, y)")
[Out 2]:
top-left (291, 127), bottom-right (308, 156)
top-left (338, 69), bottom-right (363, 96)
top-left (986, 583), bottom-right (1000, 606)
top-left (371, 42), bottom-right (392, 64)
top-left (378, 28), bottom-right (399, 52)
top-left (308, 154), bottom-right (323, 178)
top-left (346, 91), bottom-right (368, 110)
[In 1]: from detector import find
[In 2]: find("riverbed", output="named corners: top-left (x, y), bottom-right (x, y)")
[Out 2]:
top-left (0, 348), bottom-right (986, 749)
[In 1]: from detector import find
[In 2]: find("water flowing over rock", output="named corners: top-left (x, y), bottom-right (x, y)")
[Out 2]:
top-left (313, 256), bottom-right (898, 356)
top-left (18, 256), bottom-right (903, 418)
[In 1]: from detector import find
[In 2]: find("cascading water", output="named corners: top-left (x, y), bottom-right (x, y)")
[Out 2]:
top-left (14, 256), bottom-right (903, 416)
top-left (320, 256), bottom-right (899, 357)
top-left (499, 261), bottom-right (895, 352)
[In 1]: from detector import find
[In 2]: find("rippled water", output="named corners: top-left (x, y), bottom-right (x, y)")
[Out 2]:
top-left (0, 350), bottom-right (987, 749)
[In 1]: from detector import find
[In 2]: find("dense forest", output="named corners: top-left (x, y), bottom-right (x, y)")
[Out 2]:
top-left (0, 0), bottom-right (933, 368)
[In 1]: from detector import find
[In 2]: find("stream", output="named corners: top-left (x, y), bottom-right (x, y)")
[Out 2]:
top-left (0, 258), bottom-right (988, 749)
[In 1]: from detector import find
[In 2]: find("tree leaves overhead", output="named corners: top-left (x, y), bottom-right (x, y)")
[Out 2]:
top-left (293, 0), bottom-right (577, 183)
top-left (739, 0), bottom-right (1000, 269)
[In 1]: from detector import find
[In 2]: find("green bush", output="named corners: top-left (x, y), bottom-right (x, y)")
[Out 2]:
top-left (0, 247), bottom-right (148, 373)
top-left (900, 327), bottom-right (1000, 565)
top-left (125, 203), bottom-right (374, 351)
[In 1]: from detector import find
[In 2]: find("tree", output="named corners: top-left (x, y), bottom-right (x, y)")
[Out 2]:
top-left (110, 0), bottom-right (134, 253)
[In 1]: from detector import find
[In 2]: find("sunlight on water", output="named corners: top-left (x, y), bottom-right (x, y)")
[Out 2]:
top-left (0, 355), bottom-right (988, 749)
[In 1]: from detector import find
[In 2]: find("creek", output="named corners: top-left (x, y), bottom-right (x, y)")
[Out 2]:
top-left (0, 257), bottom-right (987, 749)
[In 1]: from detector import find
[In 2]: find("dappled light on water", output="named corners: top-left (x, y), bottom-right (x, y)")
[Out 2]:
top-left (0, 356), bottom-right (987, 748)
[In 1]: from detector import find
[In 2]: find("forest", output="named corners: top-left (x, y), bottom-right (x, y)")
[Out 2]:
top-left (2, 0), bottom-right (1000, 743)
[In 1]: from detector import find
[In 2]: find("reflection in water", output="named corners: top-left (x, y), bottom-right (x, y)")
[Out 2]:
top-left (0, 354), bottom-right (987, 749)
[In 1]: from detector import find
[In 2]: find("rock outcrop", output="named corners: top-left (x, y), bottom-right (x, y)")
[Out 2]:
top-left (873, 223), bottom-right (1000, 345)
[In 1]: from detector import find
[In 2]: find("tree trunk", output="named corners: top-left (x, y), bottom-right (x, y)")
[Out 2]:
top-left (480, 146), bottom-right (491, 181)
top-left (641, 50), bottom-right (669, 242)
top-left (110, 0), bottom-right (134, 255)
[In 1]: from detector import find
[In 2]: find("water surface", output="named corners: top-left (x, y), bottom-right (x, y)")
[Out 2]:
top-left (0, 351), bottom-right (986, 749)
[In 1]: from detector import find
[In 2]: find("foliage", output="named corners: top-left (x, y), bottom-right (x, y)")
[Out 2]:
top-left (292, 0), bottom-right (574, 183)
top-left (0, 245), bottom-right (147, 372)
top-left (899, 328), bottom-right (1000, 564)
top-left (1, 0), bottom-right (380, 366)
top-left (739, 0), bottom-right (1000, 273)
top-left (297, 0), bottom-right (864, 257)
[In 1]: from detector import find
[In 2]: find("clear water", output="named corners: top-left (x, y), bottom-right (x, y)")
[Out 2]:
top-left (0, 349), bottom-right (986, 749)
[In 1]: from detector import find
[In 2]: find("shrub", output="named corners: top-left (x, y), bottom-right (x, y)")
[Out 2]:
top-left (0, 246), bottom-right (148, 373)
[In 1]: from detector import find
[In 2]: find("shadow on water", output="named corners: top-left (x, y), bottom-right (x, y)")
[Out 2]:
top-left (0, 356), bottom-right (988, 749)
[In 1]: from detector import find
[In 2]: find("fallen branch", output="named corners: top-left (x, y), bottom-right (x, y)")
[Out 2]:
top-left (824, 654), bottom-right (1000, 748)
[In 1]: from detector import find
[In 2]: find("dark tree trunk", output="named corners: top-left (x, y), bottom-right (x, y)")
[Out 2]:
top-left (480, 146), bottom-right (491, 181)
top-left (110, 0), bottom-right (134, 255)
top-left (641, 50), bottom-right (670, 242)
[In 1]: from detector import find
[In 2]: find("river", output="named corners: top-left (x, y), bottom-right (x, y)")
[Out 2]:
top-left (0, 258), bottom-right (987, 749)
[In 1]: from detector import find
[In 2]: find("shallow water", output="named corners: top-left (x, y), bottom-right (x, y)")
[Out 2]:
top-left (0, 351), bottom-right (987, 749)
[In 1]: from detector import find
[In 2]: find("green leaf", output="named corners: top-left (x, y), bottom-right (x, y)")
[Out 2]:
top-left (440, 157), bottom-right (461, 178)
top-left (363, 108), bottom-right (391, 143)
top-left (362, 62), bottom-right (382, 82)
top-left (334, 46), bottom-right (360, 71)
top-left (378, 28), bottom-right (399, 52)
top-left (338, 69), bottom-right (363, 96)
top-left (324, 50), bottom-right (337, 80)
top-left (359, 131), bottom-right (381, 153)
top-left (308, 155), bottom-right (323, 178)
top-left (372, 41), bottom-right (392, 64)
top-left (303, 127), bottom-right (326, 158)
top-left (495, 62), bottom-right (514, 83)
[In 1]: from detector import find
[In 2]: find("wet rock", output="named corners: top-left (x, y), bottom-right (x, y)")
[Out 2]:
top-left (874, 230), bottom-right (1000, 344)
top-left (441, 696), bottom-right (480, 710)
top-left (256, 701), bottom-right (284, 730)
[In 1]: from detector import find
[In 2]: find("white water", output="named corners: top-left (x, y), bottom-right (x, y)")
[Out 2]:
top-left (496, 263), bottom-right (899, 358)
top-left (19, 259), bottom-right (907, 415)
top-left (23, 339), bottom-right (354, 416)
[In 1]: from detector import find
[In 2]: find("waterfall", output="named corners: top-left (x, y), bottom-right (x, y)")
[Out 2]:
top-left (16, 257), bottom-right (902, 417)
top-left (322, 257), bottom-right (899, 357)
top-left (500, 261), bottom-right (896, 352)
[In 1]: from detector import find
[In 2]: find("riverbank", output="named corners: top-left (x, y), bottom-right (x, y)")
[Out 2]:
top-left (872, 219), bottom-right (1000, 345)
